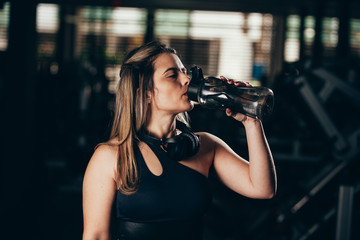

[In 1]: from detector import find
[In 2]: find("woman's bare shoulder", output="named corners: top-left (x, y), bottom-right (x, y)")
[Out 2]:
top-left (193, 132), bottom-right (219, 153)
top-left (83, 142), bottom-right (118, 196)
top-left (93, 144), bottom-right (118, 158)
top-left (195, 131), bottom-right (230, 151)
top-left (96, 137), bottom-right (118, 152)
top-left (196, 131), bottom-right (222, 144)
top-left (87, 140), bottom-right (119, 170)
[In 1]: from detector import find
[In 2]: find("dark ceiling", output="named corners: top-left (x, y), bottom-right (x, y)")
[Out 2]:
top-left (35, 0), bottom-right (360, 18)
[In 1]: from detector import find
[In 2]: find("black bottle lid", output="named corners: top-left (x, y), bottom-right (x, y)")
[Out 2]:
top-left (187, 65), bottom-right (204, 102)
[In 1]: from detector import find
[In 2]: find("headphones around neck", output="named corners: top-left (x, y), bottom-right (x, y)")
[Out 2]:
top-left (140, 121), bottom-right (200, 161)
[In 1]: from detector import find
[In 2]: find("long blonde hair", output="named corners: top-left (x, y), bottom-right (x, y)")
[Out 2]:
top-left (102, 41), bottom-right (189, 194)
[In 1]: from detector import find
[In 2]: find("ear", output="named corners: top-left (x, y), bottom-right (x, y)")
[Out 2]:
top-left (146, 90), bottom-right (152, 104)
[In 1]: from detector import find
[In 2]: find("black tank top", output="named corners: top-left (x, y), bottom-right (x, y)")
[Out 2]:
top-left (114, 135), bottom-right (212, 239)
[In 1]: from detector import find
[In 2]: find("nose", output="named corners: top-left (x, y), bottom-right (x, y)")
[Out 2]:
top-left (180, 72), bottom-right (190, 86)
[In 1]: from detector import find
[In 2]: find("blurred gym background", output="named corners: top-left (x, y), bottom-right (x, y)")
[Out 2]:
top-left (1, 0), bottom-right (359, 239)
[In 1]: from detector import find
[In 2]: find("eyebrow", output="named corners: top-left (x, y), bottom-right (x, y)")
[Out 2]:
top-left (162, 67), bottom-right (178, 75)
top-left (162, 67), bottom-right (187, 75)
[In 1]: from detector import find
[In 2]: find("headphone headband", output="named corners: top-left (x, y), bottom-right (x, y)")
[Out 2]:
top-left (139, 121), bottom-right (200, 161)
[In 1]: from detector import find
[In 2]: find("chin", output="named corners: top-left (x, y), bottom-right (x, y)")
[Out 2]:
top-left (183, 101), bottom-right (194, 112)
top-left (175, 102), bottom-right (194, 114)
top-left (187, 101), bottom-right (194, 111)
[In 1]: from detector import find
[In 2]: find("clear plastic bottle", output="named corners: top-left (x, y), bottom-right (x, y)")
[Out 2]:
top-left (187, 66), bottom-right (274, 120)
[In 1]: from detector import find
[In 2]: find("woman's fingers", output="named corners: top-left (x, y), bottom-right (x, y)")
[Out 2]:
top-left (220, 76), bottom-right (235, 85)
top-left (220, 76), bottom-right (254, 87)
top-left (226, 108), bottom-right (247, 122)
top-left (245, 81), bottom-right (253, 87)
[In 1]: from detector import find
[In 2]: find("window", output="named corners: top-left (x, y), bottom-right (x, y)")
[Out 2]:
top-left (284, 14), bottom-right (342, 61)
top-left (0, 2), bottom-right (10, 51)
top-left (76, 6), bottom-right (147, 93)
top-left (322, 17), bottom-right (338, 57)
top-left (37, 4), bottom-right (59, 62)
top-left (284, 15), bottom-right (300, 62)
top-left (155, 9), bottom-right (274, 85)
top-left (350, 18), bottom-right (360, 56)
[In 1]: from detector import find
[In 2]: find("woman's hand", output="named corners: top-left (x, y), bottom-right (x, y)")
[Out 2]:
top-left (219, 76), bottom-right (255, 124)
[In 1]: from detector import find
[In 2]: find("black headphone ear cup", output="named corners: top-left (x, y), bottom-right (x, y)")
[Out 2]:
top-left (180, 132), bottom-right (200, 157)
top-left (164, 136), bottom-right (187, 161)
top-left (162, 131), bottom-right (200, 161)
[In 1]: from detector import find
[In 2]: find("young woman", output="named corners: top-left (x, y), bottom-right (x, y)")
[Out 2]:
top-left (82, 41), bottom-right (277, 240)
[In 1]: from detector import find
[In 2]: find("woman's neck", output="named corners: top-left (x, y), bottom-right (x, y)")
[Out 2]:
top-left (145, 115), bottom-right (176, 140)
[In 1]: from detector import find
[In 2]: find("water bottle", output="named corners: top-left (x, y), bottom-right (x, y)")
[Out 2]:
top-left (187, 66), bottom-right (274, 120)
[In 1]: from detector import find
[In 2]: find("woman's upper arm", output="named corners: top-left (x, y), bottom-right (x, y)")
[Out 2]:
top-left (82, 145), bottom-right (117, 240)
top-left (203, 133), bottom-right (259, 198)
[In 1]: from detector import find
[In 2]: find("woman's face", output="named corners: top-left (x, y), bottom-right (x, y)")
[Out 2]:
top-left (150, 53), bottom-right (194, 115)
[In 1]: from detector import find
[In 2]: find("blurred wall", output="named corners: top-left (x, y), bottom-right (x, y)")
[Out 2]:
top-left (1, 1), bottom-right (360, 240)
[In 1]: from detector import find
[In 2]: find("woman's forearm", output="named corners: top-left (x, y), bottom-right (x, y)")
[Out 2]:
top-left (244, 119), bottom-right (277, 198)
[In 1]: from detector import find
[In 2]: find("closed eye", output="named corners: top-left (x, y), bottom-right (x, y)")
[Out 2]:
top-left (164, 67), bottom-right (186, 79)
top-left (169, 74), bottom-right (178, 79)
